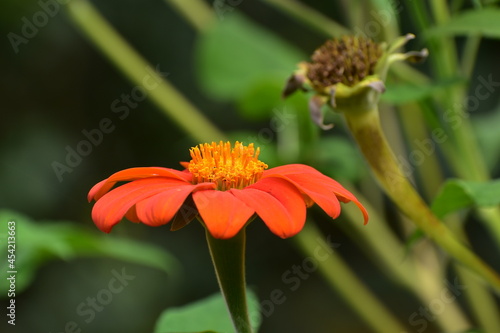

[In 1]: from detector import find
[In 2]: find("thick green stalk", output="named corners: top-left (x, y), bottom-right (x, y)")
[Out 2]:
top-left (293, 222), bottom-right (407, 333)
top-left (65, 0), bottom-right (224, 143)
top-left (206, 230), bottom-right (253, 333)
top-left (343, 106), bottom-right (500, 293)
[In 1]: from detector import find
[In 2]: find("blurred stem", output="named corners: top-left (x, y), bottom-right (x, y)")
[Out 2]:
top-left (404, 0), bottom-right (500, 245)
top-left (389, 62), bottom-right (430, 85)
top-left (426, 0), bottom-right (489, 183)
top-left (426, 1), bottom-right (500, 244)
top-left (408, 18), bottom-right (500, 322)
top-left (397, 102), bottom-right (444, 200)
top-left (66, 0), bottom-right (224, 143)
top-left (260, 0), bottom-right (350, 36)
top-left (163, 0), bottom-right (214, 32)
top-left (478, 208), bottom-right (500, 249)
top-left (293, 222), bottom-right (407, 333)
top-left (447, 218), bottom-right (500, 332)
top-left (338, 0), bottom-right (363, 30)
top-left (461, 35), bottom-right (481, 77)
top-left (343, 105), bottom-right (500, 293)
top-left (456, 266), bottom-right (500, 333)
top-left (339, 190), bottom-right (416, 289)
top-left (429, 0), bottom-right (459, 78)
top-left (341, 186), bottom-right (471, 332)
top-left (366, 0), bottom-right (400, 42)
top-left (206, 230), bottom-right (253, 333)
top-left (406, 0), bottom-right (431, 32)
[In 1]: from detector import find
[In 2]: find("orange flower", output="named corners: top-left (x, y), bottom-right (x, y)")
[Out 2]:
top-left (88, 141), bottom-right (368, 239)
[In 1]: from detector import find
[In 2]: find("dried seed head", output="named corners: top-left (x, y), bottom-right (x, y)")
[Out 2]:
top-left (306, 36), bottom-right (383, 89)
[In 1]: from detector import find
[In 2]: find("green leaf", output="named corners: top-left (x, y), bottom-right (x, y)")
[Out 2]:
top-left (195, 13), bottom-right (305, 100)
top-left (0, 210), bottom-right (181, 295)
top-left (237, 78), bottom-right (286, 121)
top-left (382, 78), bottom-right (465, 104)
top-left (154, 289), bottom-right (261, 333)
top-left (431, 179), bottom-right (500, 219)
top-left (426, 8), bottom-right (500, 38)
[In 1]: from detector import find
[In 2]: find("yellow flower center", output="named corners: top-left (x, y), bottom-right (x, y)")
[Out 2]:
top-left (188, 141), bottom-right (268, 190)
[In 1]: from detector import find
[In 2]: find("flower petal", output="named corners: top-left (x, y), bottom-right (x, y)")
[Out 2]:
top-left (170, 197), bottom-right (198, 231)
top-left (231, 178), bottom-right (306, 238)
top-left (91, 178), bottom-right (188, 232)
top-left (88, 167), bottom-right (192, 201)
top-left (263, 164), bottom-right (368, 224)
top-left (192, 190), bottom-right (255, 239)
top-left (288, 173), bottom-right (368, 223)
top-left (262, 164), bottom-right (326, 177)
top-left (266, 173), bottom-right (342, 219)
top-left (136, 183), bottom-right (215, 227)
top-left (124, 205), bottom-right (141, 223)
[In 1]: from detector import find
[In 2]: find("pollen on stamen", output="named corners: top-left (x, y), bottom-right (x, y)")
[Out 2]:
top-left (188, 141), bottom-right (268, 190)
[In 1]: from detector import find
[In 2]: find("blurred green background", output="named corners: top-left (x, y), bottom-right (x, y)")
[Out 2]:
top-left (1, 0), bottom-right (500, 332)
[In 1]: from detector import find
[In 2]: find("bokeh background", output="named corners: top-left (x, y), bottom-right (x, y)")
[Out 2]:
top-left (1, 1), bottom-right (500, 332)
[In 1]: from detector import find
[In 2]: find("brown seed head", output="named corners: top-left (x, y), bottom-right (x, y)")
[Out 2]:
top-left (306, 36), bottom-right (383, 89)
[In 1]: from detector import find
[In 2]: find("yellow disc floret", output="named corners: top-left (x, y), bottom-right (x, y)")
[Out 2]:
top-left (188, 141), bottom-right (268, 190)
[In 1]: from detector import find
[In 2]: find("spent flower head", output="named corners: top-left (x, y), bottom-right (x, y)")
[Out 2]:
top-left (283, 34), bottom-right (428, 129)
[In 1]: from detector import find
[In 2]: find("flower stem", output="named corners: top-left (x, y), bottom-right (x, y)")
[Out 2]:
top-left (343, 106), bottom-right (500, 293)
top-left (205, 230), bottom-right (253, 333)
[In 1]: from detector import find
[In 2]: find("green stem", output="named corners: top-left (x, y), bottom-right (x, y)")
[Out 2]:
top-left (163, 0), bottom-right (214, 32)
top-left (425, 1), bottom-right (500, 245)
top-left (293, 222), bottom-right (407, 333)
top-left (343, 106), bottom-right (500, 293)
top-left (366, 0), bottom-right (400, 42)
top-left (260, 0), bottom-right (350, 36)
top-left (397, 103), bottom-right (444, 199)
top-left (426, 0), bottom-right (490, 183)
top-left (448, 220), bottom-right (500, 332)
top-left (461, 35), bottom-right (482, 77)
top-left (65, 0), bottom-right (224, 143)
top-left (456, 266), bottom-right (500, 332)
top-left (429, 0), bottom-right (459, 79)
top-left (206, 230), bottom-right (253, 333)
